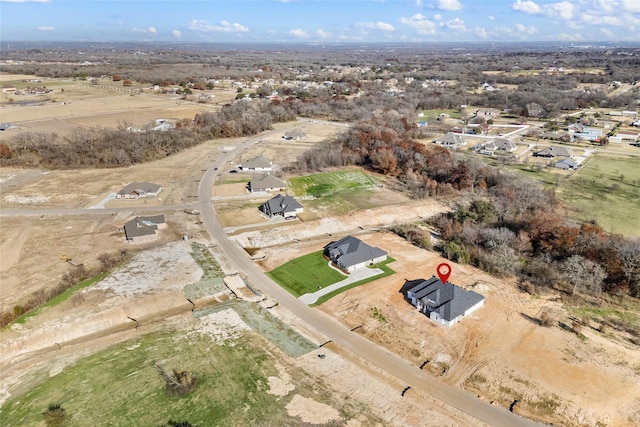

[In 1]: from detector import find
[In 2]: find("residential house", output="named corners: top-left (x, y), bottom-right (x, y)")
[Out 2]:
top-left (617, 131), bottom-right (640, 142)
top-left (152, 119), bottom-right (175, 132)
top-left (401, 276), bottom-right (485, 327)
top-left (124, 215), bottom-right (166, 243)
top-left (259, 194), bottom-right (303, 219)
top-left (1, 85), bottom-right (17, 94)
top-left (555, 159), bottom-right (579, 170)
top-left (569, 125), bottom-right (602, 142)
top-left (433, 132), bottom-right (467, 150)
top-left (323, 236), bottom-right (387, 273)
top-left (249, 174), bottom-right (286, 193)
top-left (474, 138), bottom-right (517, 155)
top-left (474, 108), bottom-right (501, 118)
top-left (242, 155), bottom-right (273, 171)
top-left (0, 123), bottom-right (17, 132)
top-left (283, 128), bottom-right (305, 140)
top-left (534, 146), bottom-right (575, 159)
top-left (116, 182), bottom-right (162, 199)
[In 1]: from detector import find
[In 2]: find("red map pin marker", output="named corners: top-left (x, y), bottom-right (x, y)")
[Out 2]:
top-left (437, 262), bottom-right (451, 283)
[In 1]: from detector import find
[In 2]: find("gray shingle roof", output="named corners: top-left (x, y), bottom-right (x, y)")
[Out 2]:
top-left (324, 236), bottom-right (387, 269)
top-left (405, 276), bottom-right (484, 322)
top-left (250, 174), bottom-right (286, 191)
top-left (117, 182), bottom-right (161, 196)
top-left (243, 155), bottom-right (272, 169)
top-left (259, 194), bottom-right (302, 217)
top-left (123, 215), bottom-right (165, 239)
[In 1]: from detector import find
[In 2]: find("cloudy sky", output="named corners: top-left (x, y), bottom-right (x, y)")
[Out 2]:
top-left (1, 0), bottom-right (639, 44)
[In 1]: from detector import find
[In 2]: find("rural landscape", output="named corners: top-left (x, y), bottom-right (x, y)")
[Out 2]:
top-left (1, 40), bottom-right (639, 427)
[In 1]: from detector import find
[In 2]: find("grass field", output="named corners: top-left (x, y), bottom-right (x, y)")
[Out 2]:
top-left (288, 170), bottom-right (377, 214)
top-left (0, 326), bottom-right (370, 426)
top-left (266, 251), bottom-right (345, 297)
top-left (559, 156), bottom-right (640, 236)
top-left (418, 109), bottom-right (463, 123)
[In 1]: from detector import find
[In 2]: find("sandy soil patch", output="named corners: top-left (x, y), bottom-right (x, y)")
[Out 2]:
top-left (286, 394), bottom-right (341, 424)
top-left (301, 231), bottom-right (640, 427)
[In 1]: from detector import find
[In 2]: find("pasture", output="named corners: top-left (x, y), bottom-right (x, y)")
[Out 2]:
top-left (559, 156), bottom-right (640, 236)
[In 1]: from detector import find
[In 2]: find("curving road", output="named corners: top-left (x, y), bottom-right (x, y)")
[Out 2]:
top-left (197, 132), bottom-right (544, 427)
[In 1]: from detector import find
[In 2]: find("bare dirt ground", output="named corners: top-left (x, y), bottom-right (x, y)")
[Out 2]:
top-left (0, 240), bottom-right (481, 426)
top-left (256, 230), bottom-right (640, 427)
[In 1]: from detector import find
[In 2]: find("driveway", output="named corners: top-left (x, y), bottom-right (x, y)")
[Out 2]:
top-left (298, 264), bottom-right (384, 305)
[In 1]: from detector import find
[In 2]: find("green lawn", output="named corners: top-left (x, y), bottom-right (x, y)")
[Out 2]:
top-left (266, 251), bottom-right (345, 297)
top-left (288, 170), bottom-right (377, 215)
top-left (418, 109), bottom-right (463, 123)
top-left (559, 156), bottom-right (640, 236)
top-left (0, 327), bottom-right (380, 427)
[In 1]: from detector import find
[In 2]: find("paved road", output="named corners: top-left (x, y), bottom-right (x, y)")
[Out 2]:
top-left (197, 132), bottom-right (544, 427)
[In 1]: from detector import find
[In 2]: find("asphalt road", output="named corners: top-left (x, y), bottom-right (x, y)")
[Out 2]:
top-left (197, 132), bottom-right (544, 427)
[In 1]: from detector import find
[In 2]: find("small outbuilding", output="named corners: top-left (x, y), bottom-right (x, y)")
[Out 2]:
top-left (283, 128), bottom-right (305, 140)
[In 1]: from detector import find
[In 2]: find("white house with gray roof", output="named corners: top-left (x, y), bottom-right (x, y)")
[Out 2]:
top-left (116, 182), bottom-right (162, 199)
top-left (123, 215), bottom-right (166, 242)
top-left (324, 236), bottom-right (387, 273)
top-left (259, 194), bottom-right (303, 219)
top-left (402, 276), bottom-right (484, 327)
top-left (249, 174), bottom-right (286, 193)
top-left (534, 146), bottom-right (575, 159)
top-left (433, 133), bottom-right (467, 150)
top-left (242, 155), bottom-right (272, 171)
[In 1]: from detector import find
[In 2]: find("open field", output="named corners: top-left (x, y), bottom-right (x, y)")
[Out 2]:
top-left (559, 156), bottom-right (640, 236)
top-left (0, 241), bottom-right (478, 427)
top-left (288, 169), bottom-right (384, 215)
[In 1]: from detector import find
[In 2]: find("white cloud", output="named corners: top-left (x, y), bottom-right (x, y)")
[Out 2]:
top-left (434, 14), bottom-right (442, 21)
top-left (489, 15), bottom-right (495, 21)
top-left (398, 13), bottom-right (437, 35)
top-left (187, 19), bottom-right (249, 33)
top-left (595, 0), bottom-right (615, 14)
top-left (446, 18), bottom-right (466, 31)
top-left (621, 0), bottom-right (640, 13)
top-left (356, 21), bottom-right (395, 31)
top-left (289, 28), bottom-right (309, 38)
top-left (172, 29), bottom-right (181, 38)
top-left (475, 28), bottom-right (489, 39)
top-left (131, 27), bottom-right (157, 34)
top-left (316, 29), bottom-right (332, 38)
top-left (545, 1), bottom-right (574, 20)
top-left (600, 28), bottom-right (615, 38)
top-left (35, 26), bottom-right (54, 31)
top-left (582, 14), bottom-right (623, 26)
top-left (436, 0), bottom-right (463, 11)
top-left (512, 0), bottom-right (541, 14)
top-left (515, 23), bottom-right (537, 35)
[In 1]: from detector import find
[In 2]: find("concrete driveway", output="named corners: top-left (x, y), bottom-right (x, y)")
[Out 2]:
top-left (298, 264), bottom-right (384, 305)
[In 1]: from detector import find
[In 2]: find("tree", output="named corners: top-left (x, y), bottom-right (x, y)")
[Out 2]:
top-left (562, 255), bottom-right (606, 296)
top-left (122, 79), bottom-right (132, 86)
top-left (43, 404), bottom-right (67, 427)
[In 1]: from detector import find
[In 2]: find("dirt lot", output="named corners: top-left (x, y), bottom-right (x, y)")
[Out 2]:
top-left (256, 230), bottom-right (640, 426)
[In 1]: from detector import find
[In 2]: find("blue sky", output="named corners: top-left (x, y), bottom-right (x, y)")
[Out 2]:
top-left (1, 0), bottom-right (639, 43)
